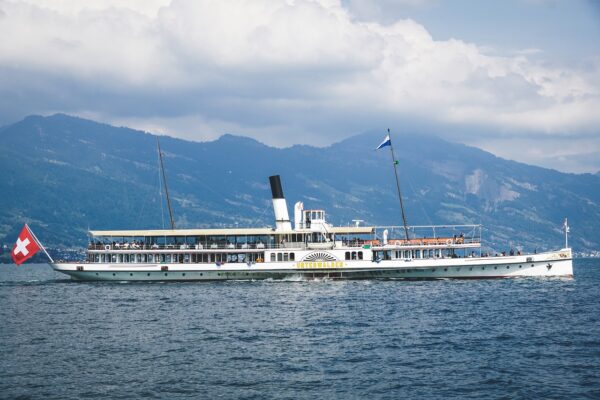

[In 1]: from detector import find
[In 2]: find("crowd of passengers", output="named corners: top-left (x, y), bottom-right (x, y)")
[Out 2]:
top-left (89, 240), bottom-right (268, 250)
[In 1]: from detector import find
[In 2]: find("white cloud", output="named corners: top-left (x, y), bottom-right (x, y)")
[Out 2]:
top-left (0, 0), bottom-right (599, 172)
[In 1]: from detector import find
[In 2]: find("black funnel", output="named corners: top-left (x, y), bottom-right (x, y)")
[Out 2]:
top-left (269, 175), bottom-right (284, 199)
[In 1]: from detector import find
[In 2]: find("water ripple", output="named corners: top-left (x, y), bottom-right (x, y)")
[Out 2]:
top-left (0, 260), bottom-right (599, 399)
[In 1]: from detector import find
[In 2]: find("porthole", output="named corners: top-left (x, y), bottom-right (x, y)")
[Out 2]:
top-left (112, 273), bottom-right (116, 276)
top-left (506, 266), bottom-right (510, 269)
top-left (469, 267), bottom-right (473, 271)
top-left (200, 273), bottom-right (203, 276)
top-left (444, 268), bottom-right (448, 272)
top-left (432, 269), bottom-right (436, 272)
top-left (494, 266), bottom-right (497, 270)
top-left (531, 264), bottom-right (534, 267)
top-left (164, 273), bottom-right (168, 276)
top-left (218, 273), bottom-right (221, 276)
top-left (95, 273), bottom-right (99, 276)
top-left (147, 273), bottom-right (151, 276)
top-left (482, 267), bottom-right (485, 270)
top-left (182, 273), bottom-right (186, 277)
top-left (130, 273), bottom-right (133, 276)
top-left (519, 265), bottom-right (522, 268)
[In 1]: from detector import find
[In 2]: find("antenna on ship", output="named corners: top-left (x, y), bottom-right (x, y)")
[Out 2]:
top-left (157, 137), bottom-right (176, 230)
top-left (378, 128), bottom-right (409, 240)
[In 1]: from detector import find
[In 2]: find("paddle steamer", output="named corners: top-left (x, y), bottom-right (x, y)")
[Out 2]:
top-left (51, 174), bottom-right (573, 281)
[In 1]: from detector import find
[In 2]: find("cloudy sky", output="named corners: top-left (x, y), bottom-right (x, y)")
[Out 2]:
top-left (1, 0), bottom-right (599, 173)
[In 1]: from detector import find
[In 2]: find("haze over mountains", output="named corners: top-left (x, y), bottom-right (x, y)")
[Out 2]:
top-left (1, 114), bottom-right (599, 258)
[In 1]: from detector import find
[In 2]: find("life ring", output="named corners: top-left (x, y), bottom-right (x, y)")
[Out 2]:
top-left (104, 244), bottom-right (111, 250)
top-left (446, 239), bottom-right (452, 245)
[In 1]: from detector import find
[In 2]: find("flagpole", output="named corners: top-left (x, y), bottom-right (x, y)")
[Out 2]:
top-left (564, 218), bottom-right (569, 249)
top-left (387, 129), bottom-right (410, 241)
top-left (26, 224), bottom-right (54, 263)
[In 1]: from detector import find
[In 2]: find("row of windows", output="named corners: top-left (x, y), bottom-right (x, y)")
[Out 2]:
top-left (90, 253), bottom-right (263, 264)
top-left (345, 251), bottom-right (364, 260)
top-left (269, 252), bottom-right (296, 262)
top-left (374, 249), bottom-right (448, 260)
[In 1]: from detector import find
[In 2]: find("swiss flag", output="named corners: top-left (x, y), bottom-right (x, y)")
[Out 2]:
top-left (12, 225), bottom-right (41, 265)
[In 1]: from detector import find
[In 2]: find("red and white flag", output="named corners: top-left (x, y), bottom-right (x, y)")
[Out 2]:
top-left (12, 225), bottom-right (41, 265)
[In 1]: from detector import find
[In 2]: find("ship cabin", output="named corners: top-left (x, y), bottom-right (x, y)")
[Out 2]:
top-left (85, 222), bottom-right (482, 265)
top-left (370, 225), bottom-right (482, 261)
top-left (86, 224), bottom-right (372, 265)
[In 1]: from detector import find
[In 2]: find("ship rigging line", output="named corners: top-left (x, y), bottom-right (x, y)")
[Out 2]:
top-left (387, 128), bottom-right (410, 241)
top-left (157, 137), bottom-right (176, 230)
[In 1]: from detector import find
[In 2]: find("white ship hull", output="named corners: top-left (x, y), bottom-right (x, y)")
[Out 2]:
top-left (51, 249), bottom-right (573, 281)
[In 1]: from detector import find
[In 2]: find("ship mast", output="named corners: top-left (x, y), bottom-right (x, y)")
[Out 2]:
top-left (387, 128), bottom-right (409, 241)
top-left (157, 137), bottom-right (176, 230)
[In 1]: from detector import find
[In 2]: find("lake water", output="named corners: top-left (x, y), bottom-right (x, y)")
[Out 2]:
top-left (1, 259), bottom-right (599, 399)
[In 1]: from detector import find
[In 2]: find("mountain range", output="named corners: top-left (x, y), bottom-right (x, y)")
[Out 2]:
top-left (1, 114), bottom-right (599, 261)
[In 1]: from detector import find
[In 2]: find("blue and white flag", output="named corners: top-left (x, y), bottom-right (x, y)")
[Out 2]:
top-left (376, 134), bottom-right (391, 150)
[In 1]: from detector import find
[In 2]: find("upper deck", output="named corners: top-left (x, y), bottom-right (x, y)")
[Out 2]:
top-left (86, 224), bottom-right (481, 252)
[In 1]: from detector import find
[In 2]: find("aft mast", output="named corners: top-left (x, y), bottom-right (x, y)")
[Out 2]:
top-left (386, 128), bottom-right (409, 240)
top-left (157, 137), bottom-right (176, 230)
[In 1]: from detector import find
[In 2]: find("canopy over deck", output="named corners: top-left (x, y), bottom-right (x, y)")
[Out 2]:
top-left (89, 226), bottom-right (374, 238)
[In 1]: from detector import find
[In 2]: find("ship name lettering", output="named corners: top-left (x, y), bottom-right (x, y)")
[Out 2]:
top-left (296, 261), bottom-right (344, 269)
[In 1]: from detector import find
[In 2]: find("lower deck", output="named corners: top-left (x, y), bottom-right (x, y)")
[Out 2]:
top-left (51, 250), bottom-right (573, 281)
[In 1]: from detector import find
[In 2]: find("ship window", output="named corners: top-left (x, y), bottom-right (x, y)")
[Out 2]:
top-left (118, 254), bottom-right (123, 263)
top-left (184, 254), bottom-right (190, 263)
top-left (352, 252), bottom-right (357, 260)
top-left (94, 254), bottom-right (100, 263)
top-left (165, 254), bottom-right (171, 263)
top-left (277, 253), bottom-right (282, 262)
top-left (112, 254), bottom-right (117, 262)
top-left (345, 252), bottom-right (350, 260)
top-left (283, 253), bottom-right (288, 261)
top-left (290, 253), bottom-right (295, 261)
top-left (270, 253), bottom-right (276, 262)
top-left (358, 251), bottom-right (363, 260)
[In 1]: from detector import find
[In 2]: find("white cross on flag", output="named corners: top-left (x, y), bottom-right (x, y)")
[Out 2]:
top-left (12, 225), bottom-right (41, 265)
